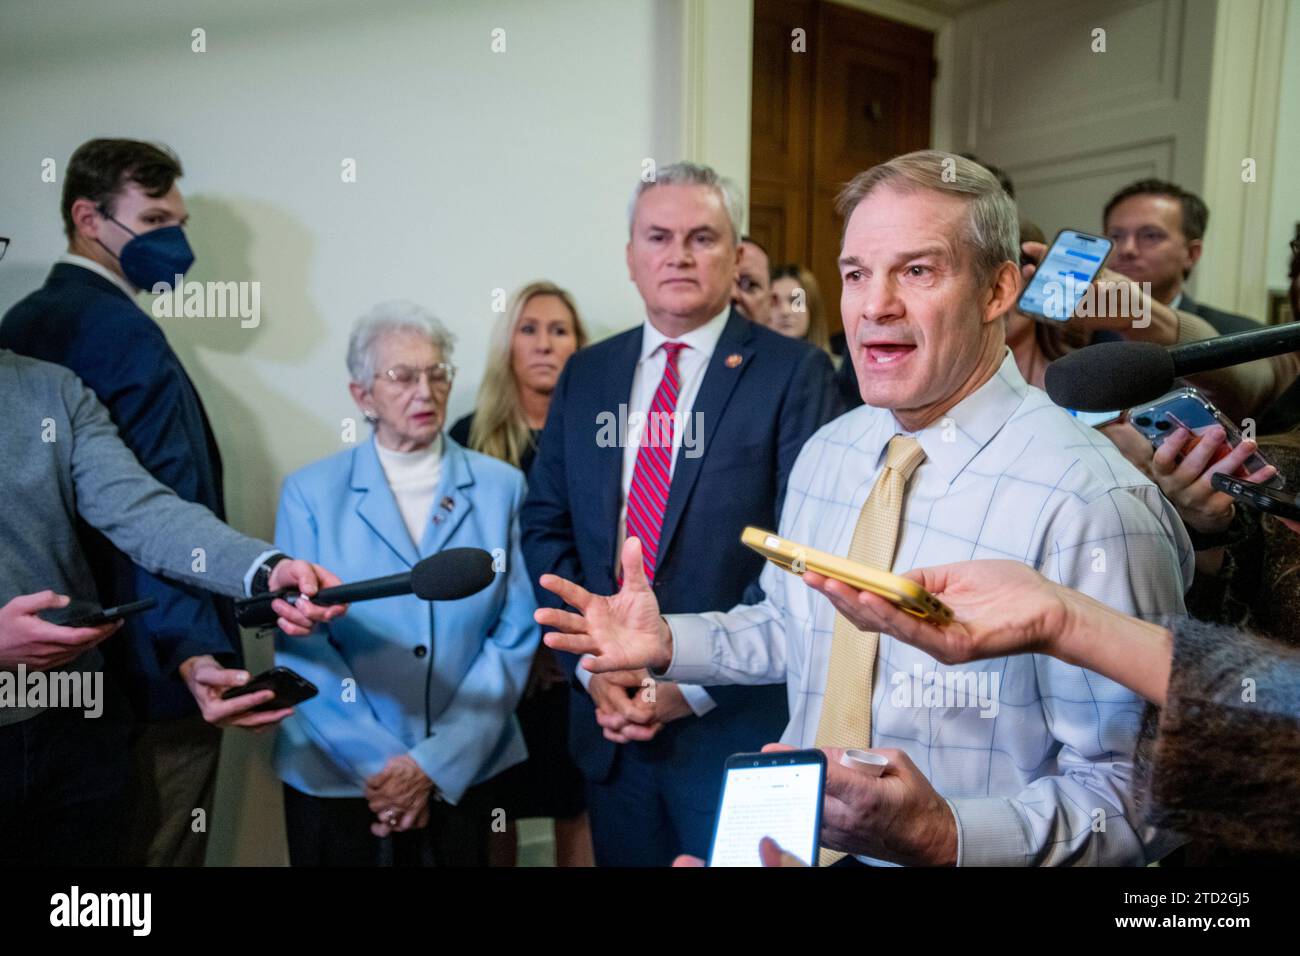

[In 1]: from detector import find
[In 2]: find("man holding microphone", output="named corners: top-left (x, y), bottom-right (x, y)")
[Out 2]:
top-left (0, 340), bottom-right (345, 865)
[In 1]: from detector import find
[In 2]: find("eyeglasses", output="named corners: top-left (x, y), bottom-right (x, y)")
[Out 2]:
top-left (378, 362), bottom-right (456, 389)
top-left (1106, 227), bottom-right (1172, 249)
top-left (0, 237), bottom-right (9, 262)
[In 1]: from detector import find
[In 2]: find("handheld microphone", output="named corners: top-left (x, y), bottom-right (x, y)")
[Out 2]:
top-left (234, 547), bottom-right (496, 628)
top-left (1044, 323), bottom-right (1300, 412)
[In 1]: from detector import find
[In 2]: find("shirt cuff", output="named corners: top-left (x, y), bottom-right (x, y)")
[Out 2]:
top-left (946, 797), bottom-right (1028, 867)
top-left (676, 683), bottom-right (717, 717)
top-left (655, 613), bottom-right (718, 684)
top-left (243, 548), bottom-right (283, 597)
top-left (575, 655), bottom-right (595, 692)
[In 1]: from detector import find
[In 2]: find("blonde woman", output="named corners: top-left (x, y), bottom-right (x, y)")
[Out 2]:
top-left (768, 263), bottom-right (832, 355)
top-left (449, 281), bottom-right (592, 866)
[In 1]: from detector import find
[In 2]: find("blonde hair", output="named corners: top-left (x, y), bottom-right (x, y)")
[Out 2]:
top-left (467, 281), bottom-right (588, 468)
top-left (836, 150), bottom-right (1019, 285)
top-left (771, 263), bottom-right (832, 354)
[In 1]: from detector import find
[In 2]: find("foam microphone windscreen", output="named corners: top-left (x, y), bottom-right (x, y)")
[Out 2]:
top-left (1044, 340), bottom-right (1177, 412)
top-left (411, 547), bottom-right (496, 601)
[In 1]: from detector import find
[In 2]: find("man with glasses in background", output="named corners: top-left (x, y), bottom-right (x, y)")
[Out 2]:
top-left (1102, 179), bottom-right (1258, 336)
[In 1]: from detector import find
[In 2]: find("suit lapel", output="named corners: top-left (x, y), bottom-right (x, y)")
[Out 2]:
top-left (595, 330), bottom-right (643, 576)
top-left (655, 309), bottom-right (755, 566)
top-left (351, 437), bottom-right (421, 568)
top-left (419, 440), bottom-right (474, 556)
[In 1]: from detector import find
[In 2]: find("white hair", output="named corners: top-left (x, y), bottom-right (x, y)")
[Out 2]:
top-left (346, 300), bottom-right (456, 385)
top-left (626, 161), bottom-right (744, 244)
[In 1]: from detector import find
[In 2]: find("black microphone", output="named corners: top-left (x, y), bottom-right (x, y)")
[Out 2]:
top-left (234, 547), bottom-right (496, 628)
top-left (1045, 323), bottom-right (1300, 412)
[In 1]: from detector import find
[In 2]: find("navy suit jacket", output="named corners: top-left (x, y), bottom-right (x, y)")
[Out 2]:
top-left (0, 263), bottom-right (239, 721)
top-left (521, 309), bottom-right (839, 800)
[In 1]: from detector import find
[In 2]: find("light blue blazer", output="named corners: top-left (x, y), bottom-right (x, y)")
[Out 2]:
top-left (272, 435), bottom-right (540, 805)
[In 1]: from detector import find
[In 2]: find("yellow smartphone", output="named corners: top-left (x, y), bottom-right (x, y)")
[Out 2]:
top-left (741, 527), bottom-right (953, 625)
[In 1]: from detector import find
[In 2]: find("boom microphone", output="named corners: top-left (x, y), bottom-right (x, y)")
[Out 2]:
top-left (234, 547), bottom-right (496, 628)
top-left (1045, 322), bottom-right (1300, 412)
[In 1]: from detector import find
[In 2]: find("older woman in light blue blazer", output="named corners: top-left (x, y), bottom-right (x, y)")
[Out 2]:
top-left (273, 300), bottom-right (539, 867)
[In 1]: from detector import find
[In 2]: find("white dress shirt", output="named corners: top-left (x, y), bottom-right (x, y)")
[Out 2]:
top-left (661, 350), bottom-right (1193, 865)
top-left (576, 307), bottom-right (730, 716)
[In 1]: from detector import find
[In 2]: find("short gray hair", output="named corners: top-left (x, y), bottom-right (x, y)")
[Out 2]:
top-left (627, 161), bottom-right (744, 244)
top-left (347, 300), bottom-right (456, 385)
top-left (836, 150), bottom-right (1019, 283)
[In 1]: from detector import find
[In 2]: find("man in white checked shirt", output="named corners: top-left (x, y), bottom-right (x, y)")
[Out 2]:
top-left (537, 151), bottom-right (1193, 867)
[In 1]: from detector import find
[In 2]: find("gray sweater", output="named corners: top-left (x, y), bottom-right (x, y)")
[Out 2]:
top-left (0, 349), bottom-right (273, 725)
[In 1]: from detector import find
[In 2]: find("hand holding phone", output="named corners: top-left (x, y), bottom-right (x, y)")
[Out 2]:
top-left (741, 527), bottom-right (952, 624)
top-left (1017, 229), bottom-right (1113, 322)
top-left (708, 749), bottom-right (826, 867)
top-left (36, 597), bottom-right (157, 628)
top-left (1129, 388), bottom-right (1281, 487)
top-left (221, 666), bottom-right (318, 712)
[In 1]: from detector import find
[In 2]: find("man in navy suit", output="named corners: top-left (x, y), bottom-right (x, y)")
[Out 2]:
top-left (1103, 179), bottom-right (1258, 335)
top-left (521, 162), bottom-right (838, 865)
top-left (0, 139), bottom-right (274, 865)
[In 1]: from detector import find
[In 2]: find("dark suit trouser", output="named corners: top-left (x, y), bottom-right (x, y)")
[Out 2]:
top-left (120, 713), bottom-right (222, 866)
top-left (0, 684), bottom-right (132, 866)
top-left (585, 743), bottom-right (714, 867)
top-left (283, 782), bottom-right (499, 867)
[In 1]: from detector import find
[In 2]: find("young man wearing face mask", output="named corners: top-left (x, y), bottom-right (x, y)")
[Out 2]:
top-left (0, 139), bottom-right (251, 866)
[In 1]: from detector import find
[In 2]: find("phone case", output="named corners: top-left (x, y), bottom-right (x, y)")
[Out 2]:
top-left (741, 527), bottom-right (953, 625)
top-left (1129, 387), bottom-right (1283, 488)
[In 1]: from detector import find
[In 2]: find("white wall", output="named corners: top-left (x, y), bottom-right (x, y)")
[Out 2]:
top-left (0, 0), bottom-right (735, 864)
top-left (942, 0), bottom-right (1218, 265)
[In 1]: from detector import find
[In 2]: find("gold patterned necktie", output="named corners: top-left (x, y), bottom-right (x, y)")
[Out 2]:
top-left (814, 434), bottom-right (926, 866)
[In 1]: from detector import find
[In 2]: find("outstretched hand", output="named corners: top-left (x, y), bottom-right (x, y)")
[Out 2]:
top-left (536, 537), bottom-right (675, 675)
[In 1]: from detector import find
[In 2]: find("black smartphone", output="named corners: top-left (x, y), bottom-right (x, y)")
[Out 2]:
top-left (37, 597), bottom-right (158, 628)
top-left (221, 666), bottom-right (318, 712)
top-left (1017, 229), bottom-right (1113, 321)
top-left (707, 749), bottom-right (826, 867)
top-left (1211, 472), bottom-right (1300, 521)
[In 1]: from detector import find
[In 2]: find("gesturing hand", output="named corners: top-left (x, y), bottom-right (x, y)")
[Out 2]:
top-left (536, 537), bottom-right (674, 675)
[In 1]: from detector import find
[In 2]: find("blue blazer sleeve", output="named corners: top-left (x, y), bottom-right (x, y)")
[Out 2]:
top-left (273, 474), bottom-right (410, 785)
top-left (409, 473), bottom-right (540, 804)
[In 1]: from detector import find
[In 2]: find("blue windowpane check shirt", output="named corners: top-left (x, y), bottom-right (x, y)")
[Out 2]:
top-left (663, 350), bottom-right (1193, 866)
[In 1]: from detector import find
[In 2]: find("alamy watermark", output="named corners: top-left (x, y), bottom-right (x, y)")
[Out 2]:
top-left (889, 663), bottom-right (1000, 718)
top-left (0, 665), bottom-right (103, 717)
top-left (150, 275), bottom-right (261, 328)
top-left (595, 405), bottom-right (704, 459)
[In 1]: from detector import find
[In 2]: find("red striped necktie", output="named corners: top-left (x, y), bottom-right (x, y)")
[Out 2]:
top-left (625, 341), bottom-right (688, 581)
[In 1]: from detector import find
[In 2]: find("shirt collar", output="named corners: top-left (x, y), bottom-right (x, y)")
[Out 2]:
top-left (1169, 291), bottom-right (1184, 311)
top-left (639, 306), bottom-right (731, 363)
top-left (872, 348), bottom-right (1030, 485)
top-left (373, 431), bottom-right (444, 465)
top-left (57, 252), bottom-right (138, 300)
